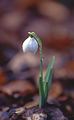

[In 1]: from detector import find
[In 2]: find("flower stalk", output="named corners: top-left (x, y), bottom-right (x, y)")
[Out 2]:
top-left (28, 32), bottom-right (45, 107)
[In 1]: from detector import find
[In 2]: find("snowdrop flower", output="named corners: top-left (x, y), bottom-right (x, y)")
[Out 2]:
top-left (22, 36), bottom-right (38, 54)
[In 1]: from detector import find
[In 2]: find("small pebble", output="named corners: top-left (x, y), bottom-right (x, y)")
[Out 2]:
top-left (15, 107), bottom-right (25, 115)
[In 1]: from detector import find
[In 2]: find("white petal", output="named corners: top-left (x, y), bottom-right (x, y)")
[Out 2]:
top-left (22, 36), bottom-right (38, 54)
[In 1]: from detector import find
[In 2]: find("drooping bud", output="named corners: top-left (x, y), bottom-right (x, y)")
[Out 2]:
top-left (22, 36), bottom-right (38, 54)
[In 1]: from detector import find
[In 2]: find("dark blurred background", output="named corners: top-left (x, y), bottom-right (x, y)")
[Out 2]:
top-left (0, 0), bottom-right (74, 104)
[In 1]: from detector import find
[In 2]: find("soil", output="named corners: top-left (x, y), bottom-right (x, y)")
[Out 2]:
top-left (0, 91), bottom-right (68, 120)
top-left (0, 79), bottom-right (73, 120)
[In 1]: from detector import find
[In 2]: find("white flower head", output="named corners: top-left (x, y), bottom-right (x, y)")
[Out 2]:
top-left (22, 36), bottom-right (38, 54)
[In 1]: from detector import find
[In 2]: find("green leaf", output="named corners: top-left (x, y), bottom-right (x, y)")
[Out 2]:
top-left (43, 56), bottom-right (55, 101)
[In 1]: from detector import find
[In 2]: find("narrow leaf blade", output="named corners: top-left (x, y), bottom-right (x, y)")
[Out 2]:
top-left (44, 56), bottom-right (55, 101)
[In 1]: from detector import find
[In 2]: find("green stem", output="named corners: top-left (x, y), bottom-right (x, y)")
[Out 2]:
top-left (28, 32), bottom-right (45, 107)
top-left (39, 43), bottom-right (45, 107)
